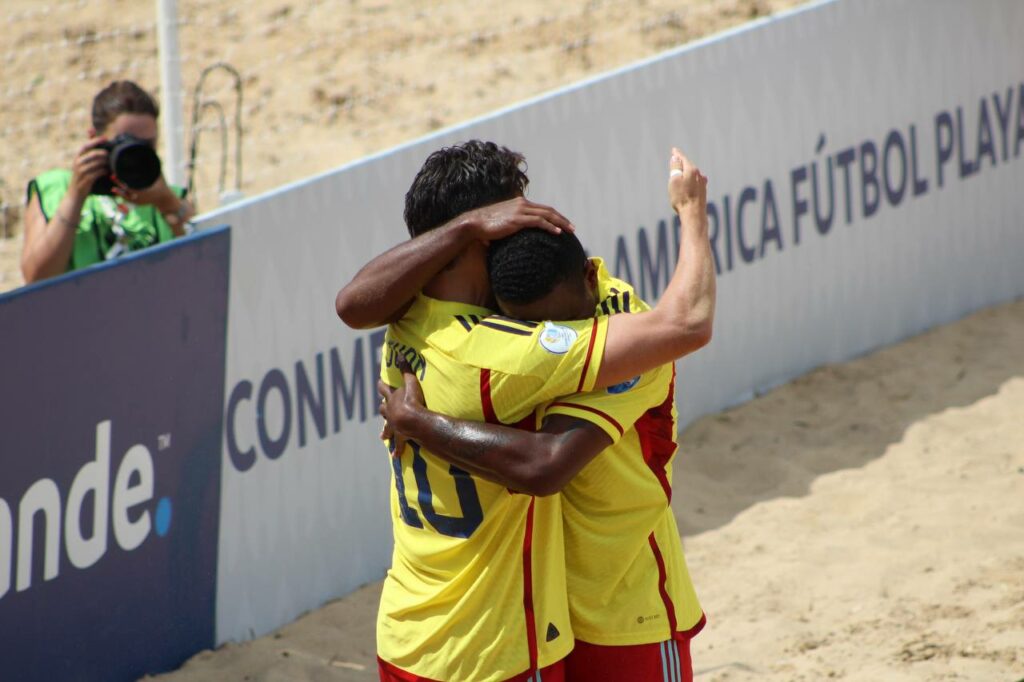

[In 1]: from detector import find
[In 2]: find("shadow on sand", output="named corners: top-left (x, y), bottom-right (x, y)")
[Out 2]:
top-left (672, 298), bottom-right (1024, 537)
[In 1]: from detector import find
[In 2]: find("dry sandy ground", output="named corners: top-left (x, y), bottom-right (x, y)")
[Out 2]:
top-left (146, 299), bottom-right (1024, 681)
top-left (0, 0), bottom-right (804, 292)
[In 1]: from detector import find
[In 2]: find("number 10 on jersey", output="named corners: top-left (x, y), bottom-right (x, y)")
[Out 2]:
top-left (391, 441), bottom-right (483, 539)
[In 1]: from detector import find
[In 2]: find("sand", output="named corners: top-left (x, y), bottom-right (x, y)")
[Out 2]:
top-left (145, 299), bottom-right (1024, 680)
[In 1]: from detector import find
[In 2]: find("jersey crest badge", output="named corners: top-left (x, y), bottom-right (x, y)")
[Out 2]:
top-left (539, 322), bottom-right (578, 354)
top-left (607, 375), bottom-right (641, 394)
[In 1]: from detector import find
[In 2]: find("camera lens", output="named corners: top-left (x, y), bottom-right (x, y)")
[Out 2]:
top-left (111, 138), bottom-right (161, 190)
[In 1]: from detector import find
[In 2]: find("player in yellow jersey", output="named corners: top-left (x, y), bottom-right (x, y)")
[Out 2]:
top-left (367, 142), bottom-right (583, 682)
top-left (379, 231), bottom-right (704, 682)
top-left (336, 142), bottom-right (713, 682)
top-left (375, 285), bottom-right (610, 681)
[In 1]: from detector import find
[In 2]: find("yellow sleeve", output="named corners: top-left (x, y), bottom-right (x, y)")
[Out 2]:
top-left (452, 315), bottom-right (609, 394)
top-left (540, 362), bottom-right (675, 443)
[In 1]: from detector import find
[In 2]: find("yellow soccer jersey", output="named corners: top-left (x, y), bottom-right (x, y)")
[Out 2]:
top-left (447, 259), bottom-right (705, 646)
top-left (542, 268), bottom-right (705, 645)
top-left (378, 293), bottom-right (608, 681)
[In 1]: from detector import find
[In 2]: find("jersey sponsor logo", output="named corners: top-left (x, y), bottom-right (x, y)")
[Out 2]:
top-left (538, 322), bottom-right (578, 354)
top-left (607, 375), bottom-right (641, 394)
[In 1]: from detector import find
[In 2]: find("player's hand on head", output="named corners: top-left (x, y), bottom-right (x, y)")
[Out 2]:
top-left (667, 147), bottom-right (708, 213)
top-left (467, 196), bottom-right (574, 244)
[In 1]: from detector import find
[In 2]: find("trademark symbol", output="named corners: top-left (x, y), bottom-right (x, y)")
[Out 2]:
top-left (158, 433), bottom-right (172, 451)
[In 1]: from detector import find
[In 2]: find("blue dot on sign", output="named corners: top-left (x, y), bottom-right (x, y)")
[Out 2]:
top-left (155, 498), bottom-right (173, 537)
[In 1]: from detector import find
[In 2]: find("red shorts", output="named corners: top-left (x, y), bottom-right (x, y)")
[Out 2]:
top-left (564, 639), bottom-right (692, 682)
top-left (378, 657), bottom-right (565, 682)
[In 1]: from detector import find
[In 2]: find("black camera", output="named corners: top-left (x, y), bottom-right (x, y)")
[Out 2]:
top-left (90, 134), bottom-right (162, 196)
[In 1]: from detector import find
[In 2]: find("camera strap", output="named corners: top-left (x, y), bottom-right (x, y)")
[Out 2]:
top-left (99, 197), bottom-right (134, 261)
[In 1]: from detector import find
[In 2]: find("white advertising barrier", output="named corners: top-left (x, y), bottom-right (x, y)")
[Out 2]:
top-left (198, 0), bottom-right (1024, 643)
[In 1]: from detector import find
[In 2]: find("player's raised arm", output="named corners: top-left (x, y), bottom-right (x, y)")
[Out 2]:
top-left (335, 197), bottom-right (574, 329)
top-left (593, 148), bottom-right (715, 388)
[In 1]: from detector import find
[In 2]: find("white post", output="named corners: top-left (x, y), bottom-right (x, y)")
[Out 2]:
top-left (156, 0), bottom-right (186, 187)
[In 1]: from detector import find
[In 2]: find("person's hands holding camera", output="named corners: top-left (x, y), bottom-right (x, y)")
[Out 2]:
top-left (113, 174), bottom-right (178, 211)
top-left (68, 137), bottom-right (111, 203)
top-left (115, 175), bottom-right (193, 235)
top-left (118, 175), bottom-right (193, 235)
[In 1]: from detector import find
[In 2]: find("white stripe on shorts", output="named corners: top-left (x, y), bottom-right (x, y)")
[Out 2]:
top-left (665, 639), bottom-right (681, 682)
top-left (659, 638), bottom-right (675, 679)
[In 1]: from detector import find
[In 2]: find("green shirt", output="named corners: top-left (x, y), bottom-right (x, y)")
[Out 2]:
top-left (27, 168), bottom-right (186, 273)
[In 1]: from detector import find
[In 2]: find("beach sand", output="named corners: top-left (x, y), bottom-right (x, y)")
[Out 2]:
top-left (147, 299), bottom-right (1024, 680)
top-left (0, 0), bottom-right (806, 293)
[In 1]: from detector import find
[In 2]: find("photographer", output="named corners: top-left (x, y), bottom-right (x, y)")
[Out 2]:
top-left (21, 80), bottom-right (195, 283)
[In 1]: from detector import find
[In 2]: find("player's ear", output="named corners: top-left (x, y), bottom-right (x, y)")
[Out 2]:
top-left (584, 259), bottom-right (598, 292)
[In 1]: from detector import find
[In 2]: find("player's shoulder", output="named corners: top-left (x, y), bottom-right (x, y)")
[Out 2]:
top-left (393, 294), bottom-right (491, 346)
top-left (448, 314), bottom-right (600, 376)
top-left (591, 258), bottom-right (651, 315)
top-left (597, 283), bottom-right (650, 316)
top-left (606, 360), bottom-right (673, 398)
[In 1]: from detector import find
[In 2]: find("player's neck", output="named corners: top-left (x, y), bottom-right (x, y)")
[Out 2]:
top-left (423, 270), bottom-right (492, 309)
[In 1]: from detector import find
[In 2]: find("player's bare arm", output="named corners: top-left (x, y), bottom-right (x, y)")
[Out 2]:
top-left (335, 197), bottom-right (574, 329)
top-left (592, 148), bottom-right (716, 389)
top-left (378, 366), bottom-right (611, 497)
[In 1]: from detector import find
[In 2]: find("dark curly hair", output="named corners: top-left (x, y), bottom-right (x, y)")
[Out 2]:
top-left (488, 229), bottom-right (587, 305)
top-left (403, 140), bottom-right (529, 237)
top-left (91, 80), bottom-right (159, 133)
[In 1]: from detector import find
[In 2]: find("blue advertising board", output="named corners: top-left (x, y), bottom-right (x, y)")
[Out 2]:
top-left (0, 227), bottom-right (230, 681)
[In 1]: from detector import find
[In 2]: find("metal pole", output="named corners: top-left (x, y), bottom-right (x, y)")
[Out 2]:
top-left (156, 0), bottom-right (186, 187)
